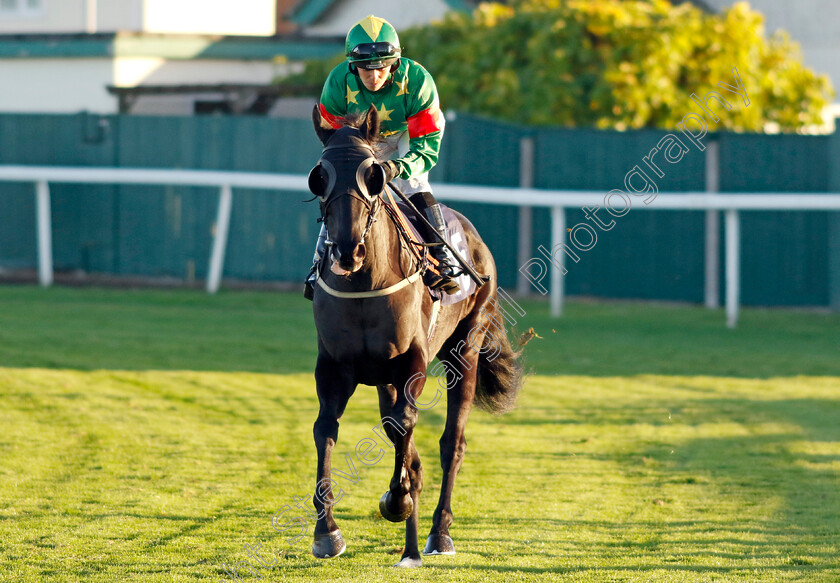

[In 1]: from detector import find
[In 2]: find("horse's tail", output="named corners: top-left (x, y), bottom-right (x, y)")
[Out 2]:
top-left (474, 295), bottom-right (524, 415)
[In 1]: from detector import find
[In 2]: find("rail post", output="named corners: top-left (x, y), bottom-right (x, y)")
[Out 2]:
top-left (517, 136), bottom-right (535, 296)
top-left (36, 180), bottom-right (53, 288)
top-left (207, 184), bottom-right (233, 294)
top-left (725, 209), bottom-right (740, 328)
top-left (550, 205), bottom-right (566, 317)
top-left (704, 140), bottom-right (720, 308)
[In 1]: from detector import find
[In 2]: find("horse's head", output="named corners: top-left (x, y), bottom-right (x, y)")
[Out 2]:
top-left (308, 104), bottom-right (388, 275)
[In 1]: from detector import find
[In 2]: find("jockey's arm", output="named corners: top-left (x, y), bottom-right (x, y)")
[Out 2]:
top-left (390, 128), bottom-right (442, 180)
top-left (390, 64), bottom-right (444, 180)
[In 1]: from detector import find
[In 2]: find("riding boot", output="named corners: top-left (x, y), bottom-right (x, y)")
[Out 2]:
top-left (419, 201), bottom-right (461, 295)
top-left (303, 223), bottom-right (328, 301)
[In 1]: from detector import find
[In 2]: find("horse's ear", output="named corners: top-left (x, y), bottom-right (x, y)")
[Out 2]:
top-left (362, 104), bottom-right (380, 142)
top-left (312, 105), bottom-right (335, 145)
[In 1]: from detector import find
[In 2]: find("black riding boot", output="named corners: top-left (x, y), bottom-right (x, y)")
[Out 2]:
top-left (303, 223), bottom-right (328, 301)
top-left (410, 192), bottom-right (460, 295)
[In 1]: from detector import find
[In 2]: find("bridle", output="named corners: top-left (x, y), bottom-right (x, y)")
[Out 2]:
top-left (308, 136), bottom-right (425, 299)
top-left (313, 141), bottom-right (384, 249)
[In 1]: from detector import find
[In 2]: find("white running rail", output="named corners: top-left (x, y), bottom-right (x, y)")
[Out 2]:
top-left (3, 164), bottom-right (840, 327)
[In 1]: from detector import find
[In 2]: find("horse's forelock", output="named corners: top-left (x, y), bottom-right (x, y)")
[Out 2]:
top-left (341, 112), bottom-right (365, 129)
top-left (332, 112), bottom-right (380, 147)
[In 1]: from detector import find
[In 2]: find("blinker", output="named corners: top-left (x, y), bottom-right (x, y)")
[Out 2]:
top-left (310, 156), bottom-right (386, 202)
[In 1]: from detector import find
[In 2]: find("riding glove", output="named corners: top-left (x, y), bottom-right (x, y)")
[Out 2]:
top-left (381, 160), bottom-right (400, 183)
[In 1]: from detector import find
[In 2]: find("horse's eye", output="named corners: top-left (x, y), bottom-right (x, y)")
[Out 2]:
top-left (308, 164), bottom-right (329, 199)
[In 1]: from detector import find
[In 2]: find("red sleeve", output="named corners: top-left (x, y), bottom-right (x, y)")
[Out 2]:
top-left (319, 103), bottom-right (343, 130)
top-left (407, 105), bottom-right (442, 138)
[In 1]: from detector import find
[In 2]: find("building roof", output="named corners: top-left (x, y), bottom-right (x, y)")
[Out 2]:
top-left (106, 82), bottom-right (321, 114)
top-left (288, 0), bottom-right (474, 25)
top-left (672, 0), bottom-right (714, 11)
top-left (0, 32), bottom-right (343, 61)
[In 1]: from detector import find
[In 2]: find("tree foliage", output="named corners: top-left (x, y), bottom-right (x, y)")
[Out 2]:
top-left (395, 0), bottom-right (833, 131)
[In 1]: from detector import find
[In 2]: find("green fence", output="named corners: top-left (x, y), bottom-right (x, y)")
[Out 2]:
top-left (0, 113), bottom-right (322, 282)
top-left (1, 111), bottom-right (838, 307)
top-left (531, 127), bottom-right (707, 303)
top-left (718, 134), bottom-right (833, 306)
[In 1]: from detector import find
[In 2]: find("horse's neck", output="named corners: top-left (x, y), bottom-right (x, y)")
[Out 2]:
top-left (364, 205), bottom-right (414, 285)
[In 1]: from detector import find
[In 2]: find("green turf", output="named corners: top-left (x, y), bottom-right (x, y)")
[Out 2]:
top-left (0, 285), bottom-right (838, 376)
top-left (1, 285), bottom-right (839, 582)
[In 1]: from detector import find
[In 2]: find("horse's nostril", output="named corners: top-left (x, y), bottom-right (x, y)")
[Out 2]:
top-left (333, 241), bottom-right (363, 271)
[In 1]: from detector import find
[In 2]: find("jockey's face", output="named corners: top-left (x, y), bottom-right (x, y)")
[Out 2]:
top-left (358, 67), bottom-right (390, 92)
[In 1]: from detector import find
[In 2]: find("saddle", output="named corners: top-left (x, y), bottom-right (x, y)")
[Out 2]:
top-left (383, 196), bottom-right (477, 306)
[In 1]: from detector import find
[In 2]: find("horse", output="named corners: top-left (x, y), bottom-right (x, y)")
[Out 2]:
top-left (306, 103), bottom-right (524, 567)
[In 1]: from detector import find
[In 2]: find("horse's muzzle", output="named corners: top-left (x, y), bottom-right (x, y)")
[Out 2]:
top-left (332, 242), bottom-right (366, 274)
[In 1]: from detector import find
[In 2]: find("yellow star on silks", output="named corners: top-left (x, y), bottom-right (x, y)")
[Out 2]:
top-left (395, 78), bottom-right (409, 96)
top-left (375, 102), bottom-right (394, 122)
top-left (346, 85), bottom-right (360, 105)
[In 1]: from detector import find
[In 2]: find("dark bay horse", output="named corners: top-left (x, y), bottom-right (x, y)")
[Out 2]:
top-left (307, 104), bottom-right (523, 567)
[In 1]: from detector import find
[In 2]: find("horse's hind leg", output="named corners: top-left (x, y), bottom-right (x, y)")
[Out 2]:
top-left (424, 332), bottom-right (480, 556)
top-left (311, 353), bottom-right (356, 558)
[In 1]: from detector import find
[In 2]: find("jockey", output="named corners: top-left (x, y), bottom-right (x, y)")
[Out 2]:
top-left (304, 14), bottom-right (461, 300)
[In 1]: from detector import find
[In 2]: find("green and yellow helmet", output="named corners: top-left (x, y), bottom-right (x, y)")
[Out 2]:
top-left (345, 15), bottom-right (401, 71)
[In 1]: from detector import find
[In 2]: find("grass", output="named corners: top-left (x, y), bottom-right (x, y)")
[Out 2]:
top-left (1, 286), bottom-right (838, 377)
top-left (1, 285), bottom-right (839, 582)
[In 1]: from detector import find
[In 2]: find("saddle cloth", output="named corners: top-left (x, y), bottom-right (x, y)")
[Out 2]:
top-left (393, 201), bottom-right (477, 306)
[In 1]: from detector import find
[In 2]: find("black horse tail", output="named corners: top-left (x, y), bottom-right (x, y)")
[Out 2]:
top-left (474, 299), bottom-right (524, 415)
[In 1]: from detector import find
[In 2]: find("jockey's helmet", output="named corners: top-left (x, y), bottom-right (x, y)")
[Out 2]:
top-left (345, 15), bottom-right (401, 72)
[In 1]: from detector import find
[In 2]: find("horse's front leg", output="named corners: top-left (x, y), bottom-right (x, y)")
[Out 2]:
top-left (378, 348), bottom-right (426, 568)
top-left (311, 352), bottom-right (356, 559)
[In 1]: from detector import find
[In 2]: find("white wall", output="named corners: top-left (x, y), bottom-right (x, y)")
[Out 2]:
top-left (0, 0), bottom-right (86, 34)
top-left (0, 0), bottom-right (276, 35)
top-left (97, 0), bottom-right (144, 33)
top-left (113, 58), bottom-right (283, 86)
top-left (0, 58), bottom-right (115, 113)
top-left (304, 0), bottom-right (453, 37)
top-left (143, 0), bottom-right (276, 36)
top-left (115, 58), bottom-right (288, 114)
top-left (0, 56), bottom-right (289, 114)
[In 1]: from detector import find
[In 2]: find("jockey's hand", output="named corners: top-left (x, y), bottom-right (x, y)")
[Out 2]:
top-left (381, 160), bottom-right (400, 183)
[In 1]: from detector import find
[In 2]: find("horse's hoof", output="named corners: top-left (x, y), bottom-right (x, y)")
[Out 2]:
top-left (394, 556), bottom-right (423, 568)
top-left (423, 533), bottom-right (456, 555)
top-left (379, 491), bottom-right (413, 522)
top-left (312, 530), bottom-right (346, 558)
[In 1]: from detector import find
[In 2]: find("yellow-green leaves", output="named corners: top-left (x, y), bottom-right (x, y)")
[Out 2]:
top-left (400, 0), bottom-right (834, 132)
